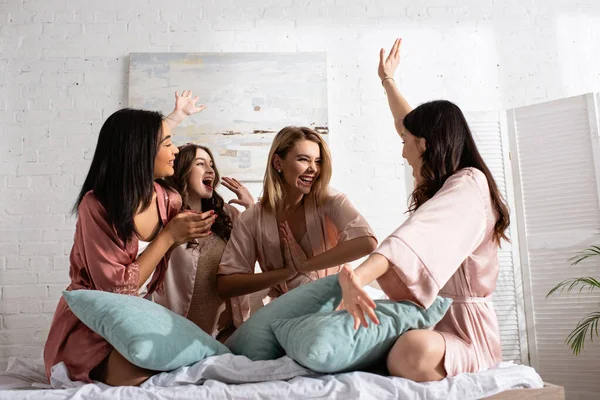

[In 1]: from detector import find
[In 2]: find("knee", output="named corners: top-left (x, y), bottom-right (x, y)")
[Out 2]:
top-left (387, 330), bottom-right (445, 382)
top-left (100, 349), bottom-right (154, 387)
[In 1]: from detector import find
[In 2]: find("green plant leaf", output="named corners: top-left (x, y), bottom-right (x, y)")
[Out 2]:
top-left (566, 311), bottom-right (600, 355)
top-left (569, 247), bottom-right (600, 266)
top-left (546, 277), bottom-right (600, 298)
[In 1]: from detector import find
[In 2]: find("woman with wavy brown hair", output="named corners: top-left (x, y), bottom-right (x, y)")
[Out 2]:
top-left (217, 126), bottom-right (378, 309)
top-left (153, 141), bottom-right (255, 342)
top-left (339, 39), bottom-right (510, 382)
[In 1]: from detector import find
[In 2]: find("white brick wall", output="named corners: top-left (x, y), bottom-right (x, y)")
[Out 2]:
top-left (1, 0), bottom-right (600, 373)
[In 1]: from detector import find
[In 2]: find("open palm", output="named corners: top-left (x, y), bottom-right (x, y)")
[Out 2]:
top-left (175, 90), bottom-right (206, 116)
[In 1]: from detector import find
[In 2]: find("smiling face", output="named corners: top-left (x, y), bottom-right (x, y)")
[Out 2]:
top-left (186, 148), bottom-right (216, 199)
top-left (274, 139), bottom-right (321, 196)
top-left (153, 121), bottom-right (179, 179)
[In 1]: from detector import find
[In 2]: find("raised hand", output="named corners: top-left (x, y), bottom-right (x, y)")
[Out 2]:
top-left (338, 264), bottom-right (379, 330)
top-left (165, 210), bottom-right (216, 246)
top-left (174, 90), bottom-right (207, 116)
top-left (222, 177), bottom-right (255, 209)
top-left (378, 38), bottom-right (402, 81)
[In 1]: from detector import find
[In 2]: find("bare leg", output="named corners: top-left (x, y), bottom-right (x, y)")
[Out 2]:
top-left (387, 329), bottom-right (447, 382)
top-left (91, 348), bottom-right (155, 386)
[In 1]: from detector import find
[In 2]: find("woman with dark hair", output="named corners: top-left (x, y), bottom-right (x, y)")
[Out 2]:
top-left (153, 142), bottom-right (255, 342)
top-left (43, 93), bottom-right (215, 386)
top-left (338, 39), bottom-right (510, 382)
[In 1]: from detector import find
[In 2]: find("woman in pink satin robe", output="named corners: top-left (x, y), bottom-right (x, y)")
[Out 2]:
top-left (44, 92), bottom-right (216, 386)
top-left (339, 39), bottom-right (511, 382)
top-left (217, 126), bottom-right (378, 307)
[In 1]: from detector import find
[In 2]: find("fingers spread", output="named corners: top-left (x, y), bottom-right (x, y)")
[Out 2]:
top-left (359, 297), bottom-right (379, 325)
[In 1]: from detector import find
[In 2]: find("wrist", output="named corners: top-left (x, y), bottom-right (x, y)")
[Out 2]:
top-left (296, 259), bottom-right (309, 272)
top-left (159, 229), bottom-right (176, 248)
top-left (167, 109), bottom-right (187, 123)
top-left (381, 76), bottom-right (395, 87)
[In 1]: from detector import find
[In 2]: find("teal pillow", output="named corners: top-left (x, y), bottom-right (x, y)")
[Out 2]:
top-left (225, 275), bottom-right (342, 360)
top-left (63, 289), bottom-right (230, 371)
top-left (271, 297), bottom-right (452, 373)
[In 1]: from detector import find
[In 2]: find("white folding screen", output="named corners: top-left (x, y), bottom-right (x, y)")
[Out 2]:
top-left (508, 93), bottom-right (600, 399)
top-left (467, 111), bottom-right (528, 365)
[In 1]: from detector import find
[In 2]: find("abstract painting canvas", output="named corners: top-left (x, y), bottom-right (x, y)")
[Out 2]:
top-left (128, 53), bottom-right (328, 186)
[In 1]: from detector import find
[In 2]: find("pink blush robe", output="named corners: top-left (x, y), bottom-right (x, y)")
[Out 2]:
top-left (375, 168), bottom-right (503, 377)
top-left (43, 183), bottom-right (181, 383)
top-left (219, 188), bottom-right (377, 307)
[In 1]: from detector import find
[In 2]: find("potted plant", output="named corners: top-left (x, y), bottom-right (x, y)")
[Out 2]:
top-left (546, 246), bottom-right (600, 355)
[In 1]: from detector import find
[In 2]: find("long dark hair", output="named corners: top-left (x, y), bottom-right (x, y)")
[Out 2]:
top-left (404, 100), bottom-right (510, 244)
top-left (164, 143), bottom-right (233, 242)
top-left (73, 108), bottom-right (164, 243)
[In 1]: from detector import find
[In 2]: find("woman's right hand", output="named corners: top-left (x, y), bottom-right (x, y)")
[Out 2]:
top-left (165, 210), bottom-right (216, 246)
top-left (339, 264), bottom-right (379, 330)
top-left (378, 38), bottom-right (402, 80)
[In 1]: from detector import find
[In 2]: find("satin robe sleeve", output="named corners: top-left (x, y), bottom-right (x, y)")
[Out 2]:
top-left (325, 191), bottom-right (378, 243)
top-left (374, 168), bottom-right (488, 308)
top-left (75, 193), bottom-right (140, 296)
top-left (222, 204), bottom-right (252, 326)
top-left (218, 208), bottom-right (257, 276)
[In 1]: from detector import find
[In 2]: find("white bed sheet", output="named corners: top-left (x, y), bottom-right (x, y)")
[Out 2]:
top-left (0, 354), bottom-right (543, 400)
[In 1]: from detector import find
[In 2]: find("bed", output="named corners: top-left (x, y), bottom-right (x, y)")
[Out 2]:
top-left (0, 354), bottom-right (562, 400)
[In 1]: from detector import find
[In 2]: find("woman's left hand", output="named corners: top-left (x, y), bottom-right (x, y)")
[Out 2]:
top-left (280, 221), bottom-right (308, 270)
top-left (339, 264), bottom-right (379, 330)
top-left (222, 177), bottom-right (255, 209)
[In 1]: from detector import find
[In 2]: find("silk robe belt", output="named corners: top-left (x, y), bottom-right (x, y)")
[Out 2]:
top-left (443, 294), bottom-right (491, 304)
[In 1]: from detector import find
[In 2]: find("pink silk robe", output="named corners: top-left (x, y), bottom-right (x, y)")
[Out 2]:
top-left (375, 168), bottom-right (503, 377)
top-left (154, 204), bottom-right (251, 337)
top-left (219, 188), bottom-right (377, 306)
top-left (43, 183), bottom-right (181, 383)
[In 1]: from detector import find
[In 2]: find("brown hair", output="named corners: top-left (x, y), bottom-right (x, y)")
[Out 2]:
top-left (404, 100), bottom-right (510, 244)
top-left (164, 143), bottom-right (233, 241)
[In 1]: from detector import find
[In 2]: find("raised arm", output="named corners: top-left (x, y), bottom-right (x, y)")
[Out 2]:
top-left (378, 38), bottom-right (412, 135)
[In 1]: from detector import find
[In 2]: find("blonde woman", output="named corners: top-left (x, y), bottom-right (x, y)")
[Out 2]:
top-left (217, 126), bottom-right (377, 307)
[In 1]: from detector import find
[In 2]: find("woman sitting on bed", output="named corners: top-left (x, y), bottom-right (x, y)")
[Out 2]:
top-left (217, 126), bottom-right (378, 308)
top-left (338, 39), bottom-right (510, 382)
top-left (43, 95), bottom-right (217, 386)
top-left (153, 141), bottom-right (255, 342)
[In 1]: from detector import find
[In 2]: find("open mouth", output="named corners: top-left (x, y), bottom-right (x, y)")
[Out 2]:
top-left (299, 175), bottom-right (314, 186)
top-left (202, 177), bottom-right (214, 190)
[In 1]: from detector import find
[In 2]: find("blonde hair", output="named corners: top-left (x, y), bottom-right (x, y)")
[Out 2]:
top-left (261, 126), bottom-right (332, 210)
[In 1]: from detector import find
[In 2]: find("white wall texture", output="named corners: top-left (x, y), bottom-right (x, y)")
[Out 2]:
top-left (1, 0), bottom-right (600, 388)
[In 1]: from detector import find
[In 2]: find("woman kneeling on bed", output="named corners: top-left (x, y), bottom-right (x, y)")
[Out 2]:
top-left (153, 141), bottom-right (255, 342)
top-left (43, 104), bottom-right (218, 386)
top-left (339, 39), bottom-right (510, 382)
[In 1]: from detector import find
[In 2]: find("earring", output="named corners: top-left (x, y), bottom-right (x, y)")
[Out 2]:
top-left (277, 169), bottom-right (282, 173)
